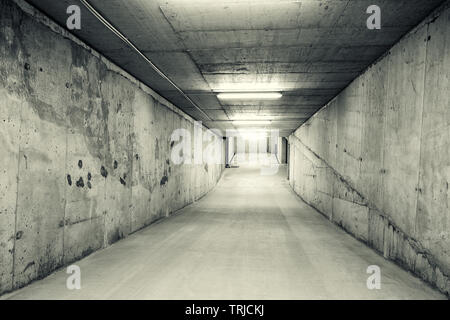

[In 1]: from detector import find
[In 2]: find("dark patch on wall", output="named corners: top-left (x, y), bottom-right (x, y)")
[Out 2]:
top-left (155, 138), bottom-right (159, 159)
top-left (113, 160), bottom-right (118, 169)
top-left (15, 231), bottom-right (23, 240)
top-left (36, 256), bottom-right (62, 282)
top-left (170, 141), bottom-right (175, 148)
top-left (108, 229), bottom-right (124, 245)
top-left (160, 176), bottom-right (168, 186)
top-left (100, 166), bottom-right (108, 178)
top-left (87, 181), bottom-right (92, 189)
top-left (23, 261), bottom-right (35, 273)
top-left (70, 43), bottom-right (89, 68)
top-left (87, 172), bottom-right (92, 181)
top-left (120, 177), bottom-right (126, 186)
top-left (204, 163), bottom-right (209, 172)
top-left (135, 154), bottom-right (139, 160)
top-left (76, 177), bottom-right (84, 188)
top-left (24, 62), bottom-right (30, 70)
top-left (78, 160), bottom-right (83, 169)
top-left (67, 174), bottom-right (72, 186)
top-left (82, 247), bottom-right (94, 258)
top-left (427, 15), bottom-right (438, 25)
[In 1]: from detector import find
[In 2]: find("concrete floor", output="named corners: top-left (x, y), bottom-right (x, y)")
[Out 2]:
top-left (1, 159), bottom-right (446, 300)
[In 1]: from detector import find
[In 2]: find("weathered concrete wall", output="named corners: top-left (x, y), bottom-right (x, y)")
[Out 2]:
top-left (0, 0), bottom-right (223, 295)
top-left (226, 136), bottom-right (235, 166)
top-left (289, 2), bottom-right (450, 296)
top-left (276, 137), bottom-right (287, 164)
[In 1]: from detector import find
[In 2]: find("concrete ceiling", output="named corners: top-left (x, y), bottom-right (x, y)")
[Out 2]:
top-left (26, 0), bottom-right (445, 136)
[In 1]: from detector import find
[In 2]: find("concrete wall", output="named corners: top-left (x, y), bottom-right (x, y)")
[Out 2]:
top-left (277, 137), bottom-right (287, 164)
top-left (289, 2), bottom-right (450, 296)
top-left (0, 0), bottom-right (224, 295)
top-left (226, 136), bottom-right (235, 166)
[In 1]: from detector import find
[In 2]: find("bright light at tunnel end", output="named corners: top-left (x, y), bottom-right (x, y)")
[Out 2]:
top-left (217, 92), bottom-right (282, 100)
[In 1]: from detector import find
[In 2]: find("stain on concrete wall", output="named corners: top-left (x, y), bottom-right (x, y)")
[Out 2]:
top-left (289, 3), bottom-right (450, 296)
top-left (0, 0), bottom-right (224, 295)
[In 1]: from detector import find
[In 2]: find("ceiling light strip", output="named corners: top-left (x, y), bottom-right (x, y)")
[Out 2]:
top-left (79, 0), bottom-right (212, 121)
top-left (217, 92), bottom-right (282, 100)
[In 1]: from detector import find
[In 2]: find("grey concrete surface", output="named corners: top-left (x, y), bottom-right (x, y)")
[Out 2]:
top-left (2, 0), bottom-right (449, 301)
top-left (0, 0), bottom-right (223, 295)
top-left (23, 0), bottom-right (446, 135)
top-left (288, 3), bottom-right (450, 296)
top-left (1, 164), bottom-right (445, 300)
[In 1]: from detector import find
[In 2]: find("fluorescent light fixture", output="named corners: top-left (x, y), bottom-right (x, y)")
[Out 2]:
top-left (217, 92), bottom-right (282, 100)
top-left (233, 121), bottom-right (271, 126)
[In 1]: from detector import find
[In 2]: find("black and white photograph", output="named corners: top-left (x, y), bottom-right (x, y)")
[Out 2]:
top-left (0, 0), bottom-right (449, 308)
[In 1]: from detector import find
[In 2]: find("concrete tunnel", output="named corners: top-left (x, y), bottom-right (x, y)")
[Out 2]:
top-left (0, 0), bottom-right (449, 301)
